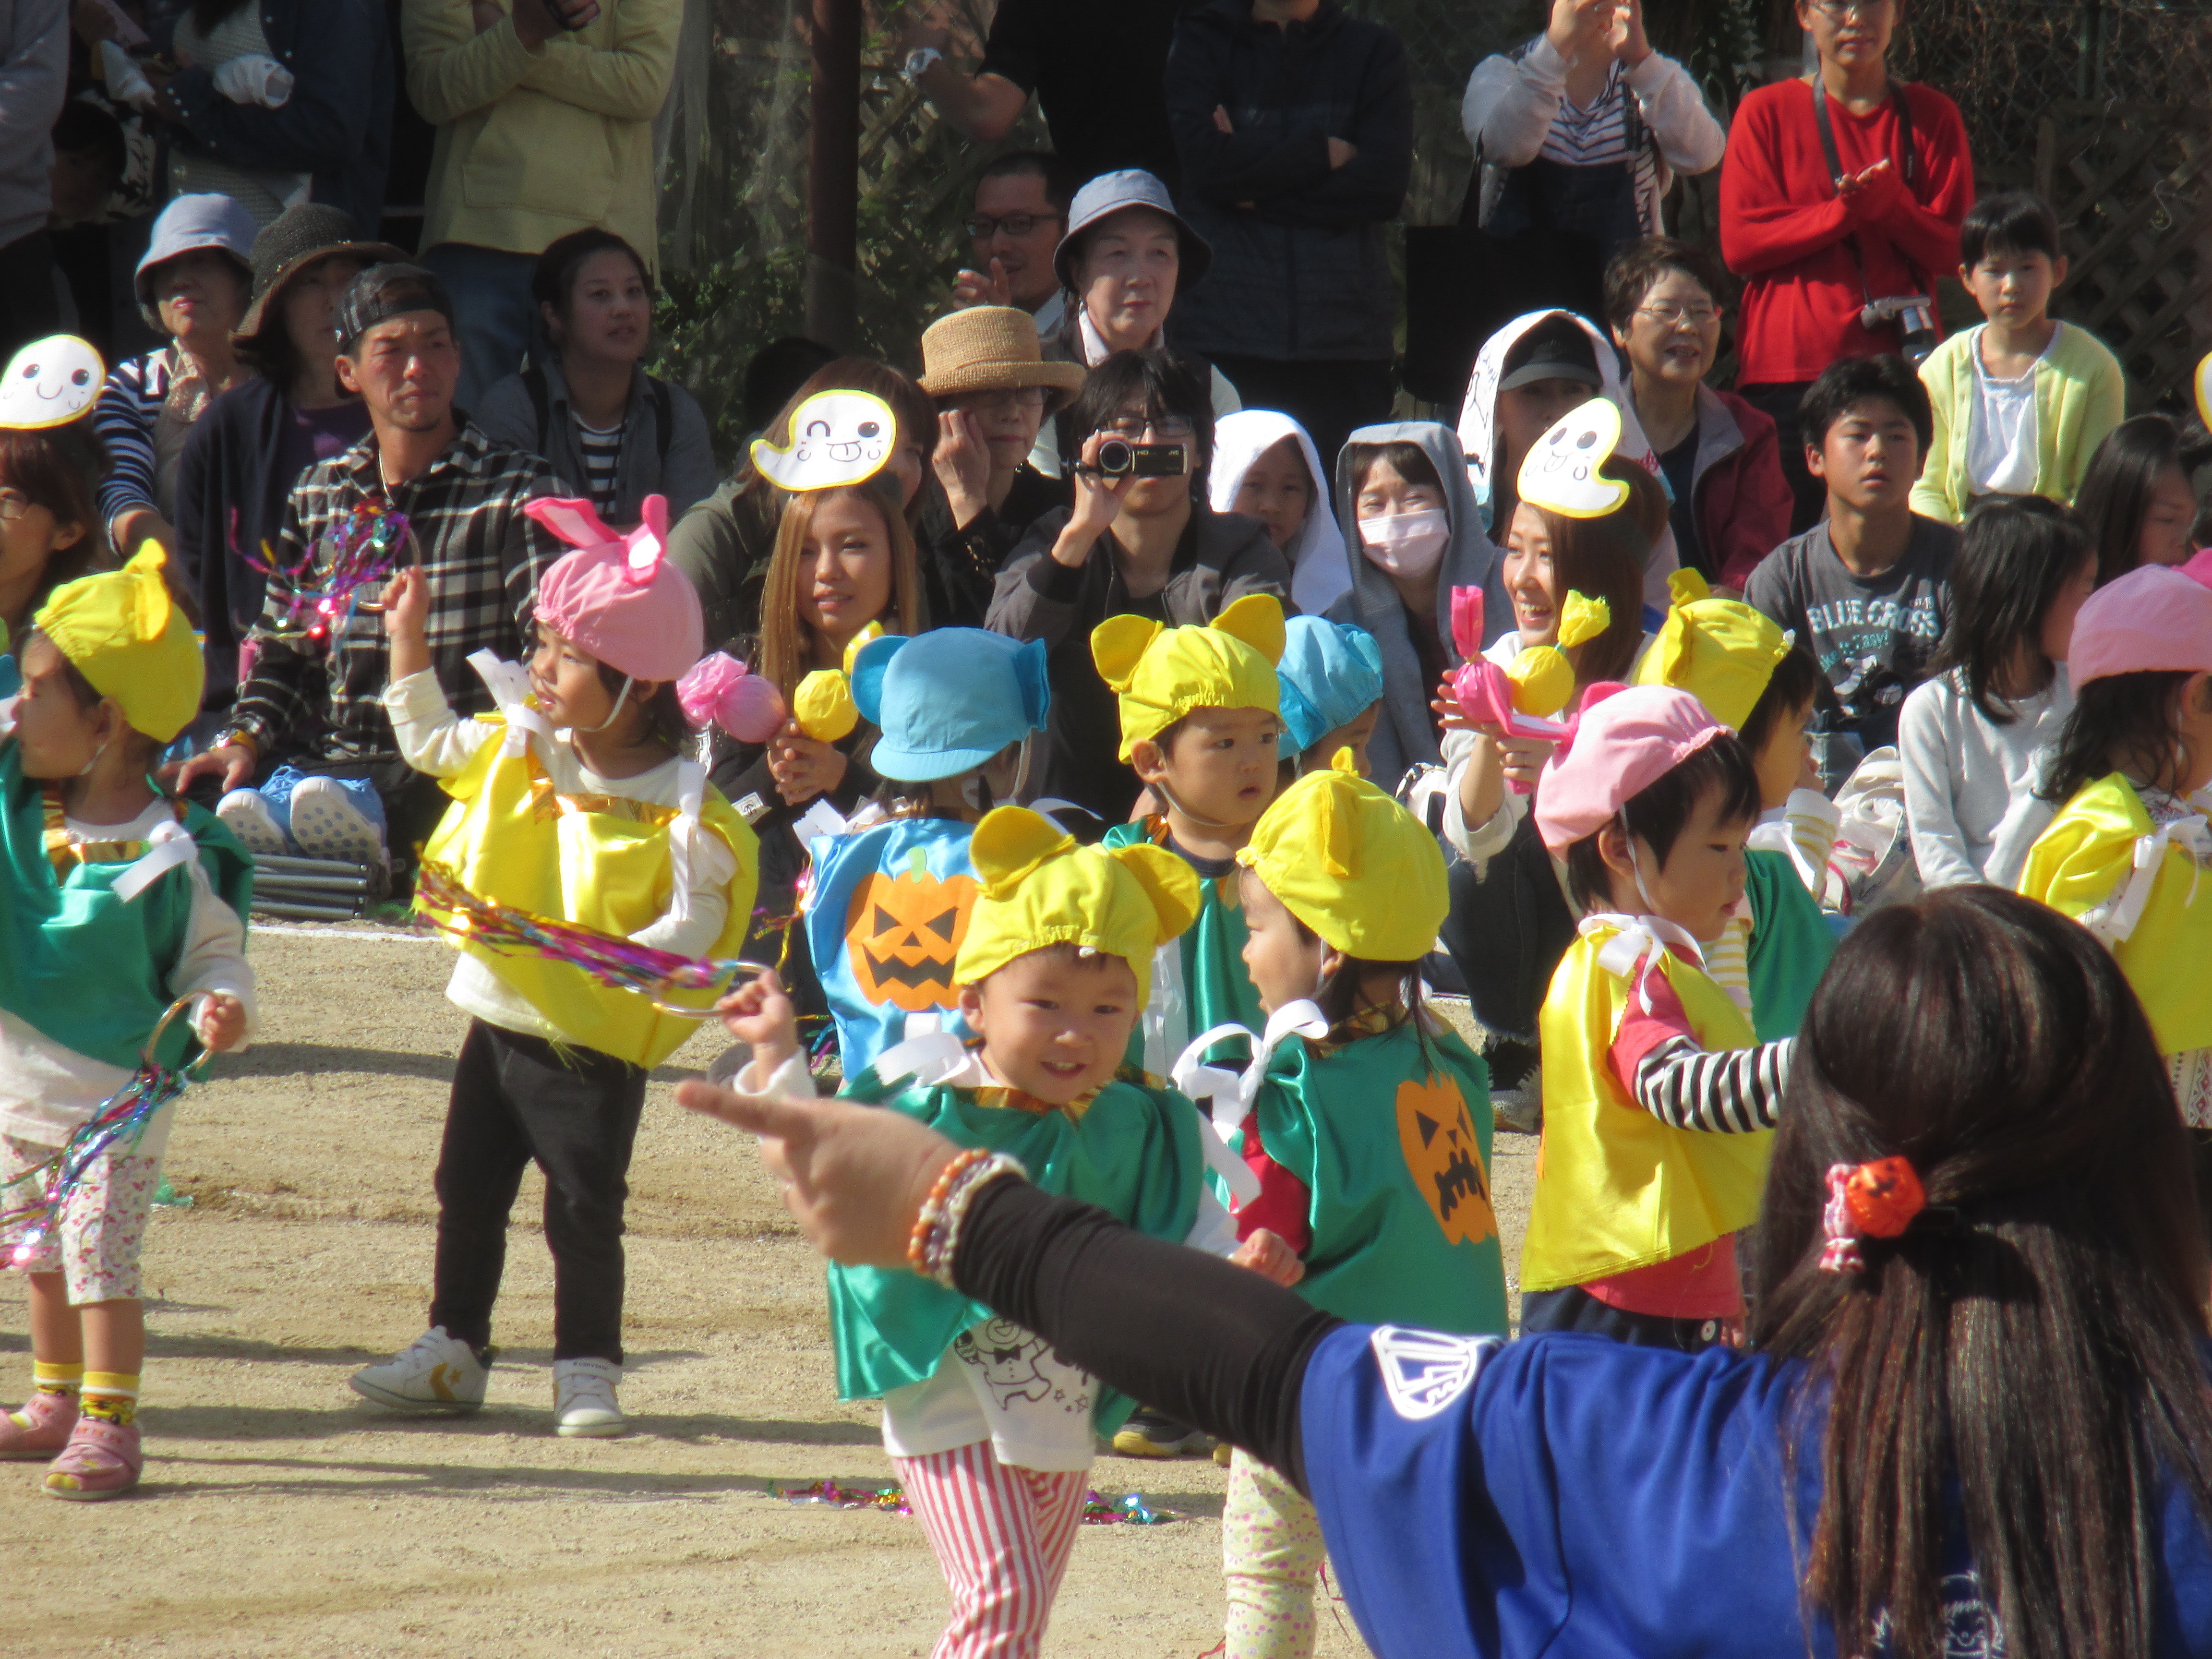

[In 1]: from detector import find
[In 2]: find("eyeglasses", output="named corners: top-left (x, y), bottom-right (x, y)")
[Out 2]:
top-left (958, 386), bottom-right (1049, 414)
top-left (0, 488), bottom-right (32, 525)
top-left (1102, 415), bottom-right (1195, 440)
top-left (965, 213), bottom-right (1062, 240)
top-left (1636, 302), bottom-right (1722, 327)
top-left (1806, 0), bottom-right (1892, 18)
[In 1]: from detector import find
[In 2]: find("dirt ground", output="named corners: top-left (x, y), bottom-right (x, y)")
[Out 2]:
top-left (0, 924), bottom-right (1533, 1658)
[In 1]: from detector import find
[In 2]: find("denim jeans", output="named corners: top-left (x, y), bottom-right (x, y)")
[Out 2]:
top-left (419, 242), bottom-right (541, 413)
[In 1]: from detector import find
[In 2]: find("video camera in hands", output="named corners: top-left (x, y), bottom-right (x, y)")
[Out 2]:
top-left (1093, 438), bottom-right (1188, 478)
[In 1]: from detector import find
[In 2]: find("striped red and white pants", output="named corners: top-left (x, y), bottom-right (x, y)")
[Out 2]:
top-left (895, 1441), bottom-right (1090, 1659)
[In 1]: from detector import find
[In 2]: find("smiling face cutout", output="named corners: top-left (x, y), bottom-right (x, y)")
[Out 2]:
top-left (1518, 397), bottom-right (1631, 520)
top-left (0, 336), bottom-right (104, 431)
top-left (751, 390), bottom-right (897, 492)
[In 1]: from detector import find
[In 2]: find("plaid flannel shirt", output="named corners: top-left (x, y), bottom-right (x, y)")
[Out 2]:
top-left (229, 422), bottom-right (564, 766)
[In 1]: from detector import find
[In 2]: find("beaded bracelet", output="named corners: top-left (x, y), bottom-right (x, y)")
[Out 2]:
top-left (907, 1149), bottom-right (1027, 1288)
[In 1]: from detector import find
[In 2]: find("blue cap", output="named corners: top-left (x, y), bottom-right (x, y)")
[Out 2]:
top-left (1275, 616), bottom-right (1384, 756)
top-left (852, 629), bottom-right (1052, 782)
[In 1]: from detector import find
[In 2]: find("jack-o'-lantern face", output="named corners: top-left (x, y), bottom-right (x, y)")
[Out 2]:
top-left (844, 850), bottom-right (980, 1012)
top-left (1395, 1073), bottom-right (1496, 1247)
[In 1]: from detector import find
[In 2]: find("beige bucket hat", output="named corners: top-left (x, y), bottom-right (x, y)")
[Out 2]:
top-left (916, 306), bottom-right (1086, 411)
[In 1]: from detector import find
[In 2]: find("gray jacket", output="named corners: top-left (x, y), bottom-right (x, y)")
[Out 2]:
top-left (1324, 420), bottom-right (1509, 794)
top-left (475, 357), bottom-right (717, 527)
top-left (0, 0), bottom-right (67, 252)
top-left (989, 502), bottom-right (1294, 822)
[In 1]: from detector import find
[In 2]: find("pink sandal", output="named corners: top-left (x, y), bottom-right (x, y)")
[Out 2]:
top-left (0, 1391), bottom-right (79, 1460)
top-left (42, 1415), bottom-right (142, 1501)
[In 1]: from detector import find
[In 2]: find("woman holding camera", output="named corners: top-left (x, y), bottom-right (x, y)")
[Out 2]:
top-left (988, 350), bottom-right (1291, 823)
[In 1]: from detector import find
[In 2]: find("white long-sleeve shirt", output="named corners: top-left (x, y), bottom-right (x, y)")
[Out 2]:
top-left (1898, 666), bottom-right (2069, 890)
top-left (0, 801), bottom-right (258, 1154)
top-left (1460, 37), bottom-right (1726, 236)
top-left (384, 668), bottom-right (737, 1045)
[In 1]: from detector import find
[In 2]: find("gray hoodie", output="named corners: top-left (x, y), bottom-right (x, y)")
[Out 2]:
top-left (0, 0), bottom-right (67, 253)
top-left (1324, 420), bottom-right (1511, 794)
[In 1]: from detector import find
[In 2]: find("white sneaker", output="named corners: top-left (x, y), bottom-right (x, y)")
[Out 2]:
top-left (553, 1357), bottom-right (626, 1438)
top-left (217, 788), bottom-right (289, 856)
top-left (349, 1327), bottom-right (488, 1412)
top-left (288, 776), bottom-right (386, 865)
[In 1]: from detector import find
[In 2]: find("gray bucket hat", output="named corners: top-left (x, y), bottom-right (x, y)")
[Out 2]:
top-left (1051, 169), bottom-right (1212, 293)
top-left (134, 192), bottom-right (257, 328)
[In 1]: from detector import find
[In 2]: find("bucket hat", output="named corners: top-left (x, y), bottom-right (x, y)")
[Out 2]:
top-left (236, 203), bottom-right (405, 339)
top-left (916, 307), bottom-right (1085, 411)
top-left (1052, 169), bottom-right (1212, 292)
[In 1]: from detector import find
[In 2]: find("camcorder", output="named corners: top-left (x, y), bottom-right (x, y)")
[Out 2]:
top-left (1094, 439), bottom-right (1188, 478)
top-left (1862, 295), bottom-right (1939, 364)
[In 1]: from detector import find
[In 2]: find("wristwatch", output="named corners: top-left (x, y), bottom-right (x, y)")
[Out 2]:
top-left (901, 46), bottom-right (943, 84)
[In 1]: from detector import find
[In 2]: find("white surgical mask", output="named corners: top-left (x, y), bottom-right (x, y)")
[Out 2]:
top-left (1358, 509), bottom-right (1449, 579)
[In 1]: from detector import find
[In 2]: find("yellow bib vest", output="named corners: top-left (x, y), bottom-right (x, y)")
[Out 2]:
top-left (419, 713), bottom-right (759, 1069)
top-left (1520, 921), bottom-right (1772, 1293)
top-left (2017, 774), bottom-right (2212, 1057)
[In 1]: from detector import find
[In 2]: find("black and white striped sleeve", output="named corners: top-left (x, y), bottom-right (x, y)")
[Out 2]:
top-left (1630, 1036), bottom-right (1792, 1133)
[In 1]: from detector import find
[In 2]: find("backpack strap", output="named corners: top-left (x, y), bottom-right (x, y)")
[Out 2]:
top-left (521, 362), bottom-right (552, 456)
top-left (649, 374), bottom-right (673, 469)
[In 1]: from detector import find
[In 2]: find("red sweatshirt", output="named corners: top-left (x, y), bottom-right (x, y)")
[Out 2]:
top-left (1719, 78), bottom-right (1973, 385)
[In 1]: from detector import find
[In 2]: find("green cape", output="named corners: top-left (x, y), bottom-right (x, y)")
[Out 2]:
top-left (1103, 819), bottom-right (1264, 1070)
top-left (1743, 848), bottom-right (1835, 1041)
top-left (825, 1061), bottom-right (1207, 1428)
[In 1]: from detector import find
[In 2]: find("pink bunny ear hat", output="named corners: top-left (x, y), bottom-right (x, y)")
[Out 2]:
top-left (525, 494), bottom-right (704, 684)
top-left (1532, 683), bottom-right (1730, 855)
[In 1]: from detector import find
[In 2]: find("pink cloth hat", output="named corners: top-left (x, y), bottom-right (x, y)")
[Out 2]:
top-left (1533, 683), bottom-right (1731, 854)
top-left (2068, 564), bottom-right (2212, 688)
top-left (525, 494), bottom-right (704, 684)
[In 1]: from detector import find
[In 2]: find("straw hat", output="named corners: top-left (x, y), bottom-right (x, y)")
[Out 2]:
top-left (236, 203), bottom-right (406, 338)
top-left (916, 306), bottom-right (1085, 410)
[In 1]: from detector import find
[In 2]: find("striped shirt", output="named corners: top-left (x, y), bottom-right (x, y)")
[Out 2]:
top-left (91, 348), bottom-right (175, 530)
top-left (575, 419), bottom-right (624, 517)
top-left (1534, 60), bottom-right (1662, 234)
top-left (229, 423), bottom-right (564, 767)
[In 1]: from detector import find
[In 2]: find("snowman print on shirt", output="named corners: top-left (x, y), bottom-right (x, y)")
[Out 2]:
top-left (953, 1318), bottom-right (1092, 1416)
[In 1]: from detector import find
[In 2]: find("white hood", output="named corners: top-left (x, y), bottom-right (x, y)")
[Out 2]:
top-left (1454, 308), bottom-right (1681, 613)
top-left (1208, 409), bottom-right (1351, 615)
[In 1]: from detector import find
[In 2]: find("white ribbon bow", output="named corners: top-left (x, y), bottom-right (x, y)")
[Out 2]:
top-left (870, 1029), bottom-right (977, 1091)
top-left (2081, 812), bottom-right (2212, 948)
top-left (468, 650), bottom-right (553, 759)
top-left (1168, 1001), bottom-right (1330, 1208)
top-left (1580, 912), bottom-right (1705, 1014)
top-left (113, 819), bottom-right (198, 902)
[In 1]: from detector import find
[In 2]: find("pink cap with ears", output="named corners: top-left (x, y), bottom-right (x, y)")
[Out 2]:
top-left (526, 494), bottom-right (704, 684)
top-left (1532, 683), bottom-right (1730, 854)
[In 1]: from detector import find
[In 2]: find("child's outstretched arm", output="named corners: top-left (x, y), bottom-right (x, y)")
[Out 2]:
top-left (716, 969), bottom-right (814, 1097)
top-left (1612, 959), bottom-right (1790, 1134)
top-left (378, 568), bottom-right (493, 779)
top-left (169, 866), bottom-right (258, 1055)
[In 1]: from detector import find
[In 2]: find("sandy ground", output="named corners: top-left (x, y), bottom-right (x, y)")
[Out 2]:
top-left (0, 925), bottom-right (1533, 1658)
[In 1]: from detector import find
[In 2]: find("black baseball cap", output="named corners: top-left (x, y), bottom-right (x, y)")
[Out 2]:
top-left (335, 263), bottom-right (458, 353)
top-left (1498, 315), bottom-right (1602, 394)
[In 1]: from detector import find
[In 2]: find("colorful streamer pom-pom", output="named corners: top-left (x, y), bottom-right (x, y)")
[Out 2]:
top-left (0, 1000), bottom-right (205, 1262)
top-left (774, 1478), bottom-right (1176, 1526)
top-left (237, 495), bottom-right (411, 643)
top-left (412, 862), bottom-right (768, 1016)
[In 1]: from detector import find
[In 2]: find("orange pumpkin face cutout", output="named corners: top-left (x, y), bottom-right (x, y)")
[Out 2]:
top-left (844, 848), bottom-right (981, 1012)
top-left (1395, 1072), bottom-right (1497, 1247)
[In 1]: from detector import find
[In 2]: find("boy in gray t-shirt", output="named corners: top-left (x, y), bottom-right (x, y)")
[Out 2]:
top-left (1744, 355), bottom-right (1957, 753)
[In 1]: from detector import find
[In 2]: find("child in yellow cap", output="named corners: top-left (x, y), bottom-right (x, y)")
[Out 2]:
top-left (1184, 749), bottom-right (1503, 1659)
top-left (1093, 591), bottom-right (1283, 1074)
top-left (1632, 570), bottom-right (1836, 1037)
top-left (0, 545), bottom-right (257, 1501)
top-left (714, 804), bottom-right (1280, 1659)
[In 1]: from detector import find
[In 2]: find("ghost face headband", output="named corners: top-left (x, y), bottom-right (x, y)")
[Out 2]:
top-left (0, 337), bottom-right (104, 431)
top-left (751, 390), bottom-right (898, 493)
top-left (1518, 397), bottom-right (1631, 520)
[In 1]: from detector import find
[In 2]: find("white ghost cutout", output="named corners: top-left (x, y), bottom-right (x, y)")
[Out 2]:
top-left (1518, 397), bottom-right (1631, 521)
top-left (0, 336), bottom-right (105, 431)
top-left (750, 390), bottom-right (897, 492)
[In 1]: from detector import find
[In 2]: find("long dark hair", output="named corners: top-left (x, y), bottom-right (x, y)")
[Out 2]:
top-left (2039, 669), bottom-right (2202, 803)
top-left (1749, 888), bottom-right (2212, 1659)
top-left (2077, 415), bottom-right (2194, 588)
top-left (1925, 496), bottom-right (2093, 724)
top-left (0, 424), bottom-right (107, 627)
top-left (1505, 457), bottom-right (1661, 688)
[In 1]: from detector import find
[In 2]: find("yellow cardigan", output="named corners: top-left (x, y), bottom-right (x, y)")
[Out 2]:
top-left (401, 0), bottom-right (682, 271)
top-left (1910, 322), bottom-right (2127, 523)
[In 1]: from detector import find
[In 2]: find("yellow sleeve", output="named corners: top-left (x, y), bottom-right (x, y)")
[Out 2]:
top-left (2016, 808), bottom-right (2133, 923)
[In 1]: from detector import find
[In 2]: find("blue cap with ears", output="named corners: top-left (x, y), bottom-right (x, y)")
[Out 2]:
top-left (852, 628), bottom-right (1052, 782)
top-left (1275, 616), bottom-right (1384, 757)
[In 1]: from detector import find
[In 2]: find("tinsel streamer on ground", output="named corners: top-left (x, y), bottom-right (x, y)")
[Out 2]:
top-left (412, 862), bottom-right (768, 1015)
top-left (775, 1479), bottom-right (1177, 1525)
